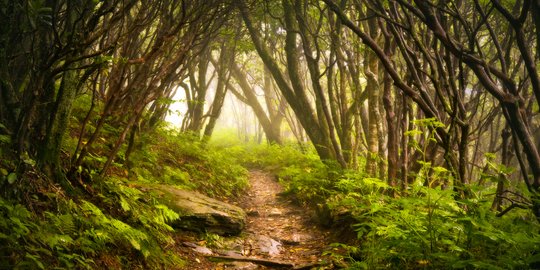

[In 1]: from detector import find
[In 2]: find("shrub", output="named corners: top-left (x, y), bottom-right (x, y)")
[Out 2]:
top-left (0, 178), bottom-right (185, 269)
top-left (128, 129), bottom-right (248, 198)
top-left (328, 179), bottom-right (540, 269)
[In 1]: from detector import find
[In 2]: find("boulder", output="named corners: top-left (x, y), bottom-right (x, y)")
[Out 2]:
top-left (152, 185), bottom-right (246, 236)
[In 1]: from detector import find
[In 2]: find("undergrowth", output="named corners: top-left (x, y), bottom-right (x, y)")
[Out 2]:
top-left (0, 112), bottom-right (248, 268)
top-left (217, 139), bottom-right (334, 203)
top-left (217, 139), bottom-right (540, 269)
top-left (327, 177), bottom-right (540, 269)
top-left (0, 172), bottom-right (184, 269)
top-left (128, 129), bottom-right (248, 198)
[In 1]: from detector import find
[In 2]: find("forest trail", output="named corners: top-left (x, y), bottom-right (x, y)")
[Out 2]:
top-left (179, 170), bottom-right (333, 269)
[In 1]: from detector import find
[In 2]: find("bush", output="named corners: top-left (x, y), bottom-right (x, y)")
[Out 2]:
top-left (0, 177), bottom-right (185, 269)
top-left (128, 129), bottom-right (248, 198)
top-left (217, 139), bottom-right (540, 269)
top-left (328, 178), bottom-right (540, 269)
top-left (219, 141), bottom-right (336, 203)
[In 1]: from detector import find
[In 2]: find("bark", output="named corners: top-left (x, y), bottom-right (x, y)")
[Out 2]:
top-left (203, 46), bottom-right (231, 140)
top-left (383, 67), bottom-right (398, 188)
top-left (533, 0), bottom-right (540, 56)
top-left (491, 127), bottom-right (511, 211)
top-left (237, 0), bottom-right (335, 162)
top-left (40, 65), bottom-right (78, 168)
top-left (292, 0), bottom-right (347, 168)
top-left (400, 95), bottom-right (410, 191)
top-left (188, 50), bottom-right (212, 133)
top-left (228, 61), bottom-right (282, 144)
top-left (364, 11), bottom-right (381, 176)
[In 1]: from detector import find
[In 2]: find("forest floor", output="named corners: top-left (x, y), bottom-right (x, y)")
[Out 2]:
top-left (177, 170), bottom-right (335, 269)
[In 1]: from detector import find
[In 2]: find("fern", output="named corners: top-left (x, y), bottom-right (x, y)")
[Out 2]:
top-left (332, 185), bottom-right (540, 269)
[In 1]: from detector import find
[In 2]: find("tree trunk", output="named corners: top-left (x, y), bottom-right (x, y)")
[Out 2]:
top-left (228, 62), bottom-right (282, 144)
top-left (39, 66), bottom-right (78, 168)
top-left (203, 45), bottom-right (233, 141)
top-left (364, 13), bottom-right (381, 176)
top-left (237, 0), bottom-right (335, 162)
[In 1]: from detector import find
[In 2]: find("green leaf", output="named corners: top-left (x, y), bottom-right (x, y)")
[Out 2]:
top-left (119, 197), bottom-right (131, 212)
top-left (129, 238), bottom-right (141, 250)
top-left (0, 134), bottom-right (10, 144)
top-left (24, 253), bottom-right (45, 270)
top-left (20, 152), bottom-right (36, 166)
top-left (7, 173), bottom-right (17, 184)
top-left (527, 252), bottom-right (540, 264)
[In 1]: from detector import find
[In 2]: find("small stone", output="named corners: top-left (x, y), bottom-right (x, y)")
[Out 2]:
top-left (247, 210), bottom-right (260, 216)
top-left (269, 208), bottom-right (283, 216)
top-left (228, 262), bottom-right (258, 270)
top-left (280, 238), bottom-right (300, 246)
top-left (193, 246), bottom-right (213, 255)
top-left (183, 242), bottom-right (213, 255)
top-left (255, 235), bottom-right (282, 256)
top-left (216, 249), bottom-right (242, 257)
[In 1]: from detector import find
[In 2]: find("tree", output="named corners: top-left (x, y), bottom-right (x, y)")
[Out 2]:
top-left (226, 59), bottom-right (286, 144)
top-left (0, 0), bottom-right (138, 189)
top-left (324, 0), bottom-right (540, 217)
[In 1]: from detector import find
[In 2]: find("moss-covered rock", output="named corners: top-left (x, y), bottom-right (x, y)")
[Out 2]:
top-left (151, 185), bottom-right (246, 236)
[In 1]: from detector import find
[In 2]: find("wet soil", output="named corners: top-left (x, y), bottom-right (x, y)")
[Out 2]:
top-left (178, 170), bottom-right (334, 269)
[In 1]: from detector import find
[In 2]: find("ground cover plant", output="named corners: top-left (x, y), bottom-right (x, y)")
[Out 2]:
top-left (1, 0), bottom-right (540, 268)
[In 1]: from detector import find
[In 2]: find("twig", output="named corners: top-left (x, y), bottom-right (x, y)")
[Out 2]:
top-left (496, 203), bottom-right (529, 217)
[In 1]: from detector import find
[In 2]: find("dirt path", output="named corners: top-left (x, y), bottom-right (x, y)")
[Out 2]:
top-left (178, 170), bottom-right (333, 269)
top-left (237, 170), bottom-right (332, 267)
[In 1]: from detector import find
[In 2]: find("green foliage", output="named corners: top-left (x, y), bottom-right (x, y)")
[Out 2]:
top-left (328, 181), bottom-right (540, 269)
top-left (98, 178), bottom-right (180, 247)
top-left (202, 232), bottom-right (225, 249)
top-left (222, 141), bottom-right (335, 203)
top-left (482, 152), bottom-right (514, 183)
top-left (224, 137), bottom-right (540, 269)
top-left (406, 118), bottom-right (445, 159)
top-left (0, 134), bottom-right (10, 144)
top-left (9, 96), bottom-right (248, 268)
top-left (0, 177), bottom-right (185, 269)
top-left (129, 129), bottom-right (248, 197)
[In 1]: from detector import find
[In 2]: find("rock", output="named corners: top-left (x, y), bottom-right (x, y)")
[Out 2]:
top-left (219, 262), bottom-right (259, 270)
top-left (268, 208), bottom-right (283, 216)
top-left (291, 233), bottom-right (312, 242)
top-left (216, 249), bottom-right (243, 257)
top-left (254, 235), bottom-right (281, 256)
top-left (246, 210), bottom-right (260, 216)
top-left (151, 185), bottom-right (246, 236)
top-left (280, 238), bottom-right (300, 246)
top-left (182, 242), bottom-right (213, 255)
top-left (278, 233), bottom-right (311, 246)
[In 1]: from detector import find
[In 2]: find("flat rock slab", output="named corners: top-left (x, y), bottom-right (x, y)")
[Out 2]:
top-left (151, 185), bottom-right (246, 236)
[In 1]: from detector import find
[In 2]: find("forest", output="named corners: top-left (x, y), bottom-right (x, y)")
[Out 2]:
top-left (1, 0), bottom-right (540, 269)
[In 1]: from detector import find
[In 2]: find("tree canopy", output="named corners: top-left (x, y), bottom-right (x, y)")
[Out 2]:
top-left (0, 0), bottom-right (539, 268)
